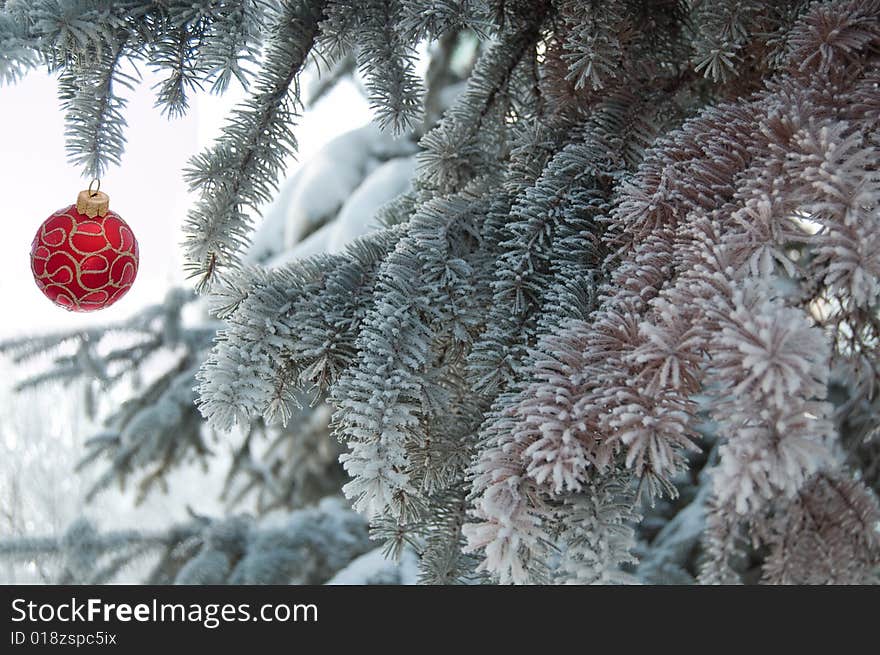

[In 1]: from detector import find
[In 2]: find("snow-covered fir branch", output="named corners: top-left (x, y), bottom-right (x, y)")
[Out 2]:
top-left (0, 498), bottom-right (398, 584)
top-left (2, 0), bottom-right (880, 585)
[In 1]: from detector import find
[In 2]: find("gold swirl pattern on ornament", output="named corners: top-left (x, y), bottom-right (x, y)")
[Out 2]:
top-left (30, 205), bottom-right (139, 312)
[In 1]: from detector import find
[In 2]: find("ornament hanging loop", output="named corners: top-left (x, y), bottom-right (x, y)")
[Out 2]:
top-left (77, 180), bottom-right (110, 218)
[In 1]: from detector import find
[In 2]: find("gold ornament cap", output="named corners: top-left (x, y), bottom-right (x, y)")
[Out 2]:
top-left (76, 180), bottom-right (109, 218)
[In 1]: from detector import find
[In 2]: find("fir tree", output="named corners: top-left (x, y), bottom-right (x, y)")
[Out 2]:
top-left (1, 0), bottom-right (879, 584)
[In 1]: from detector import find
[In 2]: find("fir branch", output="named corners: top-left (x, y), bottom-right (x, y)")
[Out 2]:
top-left (182, 0), bottom-right (326, 290)
top-left (59, 34), bottom-right (137, 179)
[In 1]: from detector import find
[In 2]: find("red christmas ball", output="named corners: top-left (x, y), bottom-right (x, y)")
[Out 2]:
top-left (30, 190), bottom-right (138, 312)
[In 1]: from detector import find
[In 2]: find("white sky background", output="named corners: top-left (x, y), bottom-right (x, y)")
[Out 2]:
top-left (0, 66), bottom-right (372, 338)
